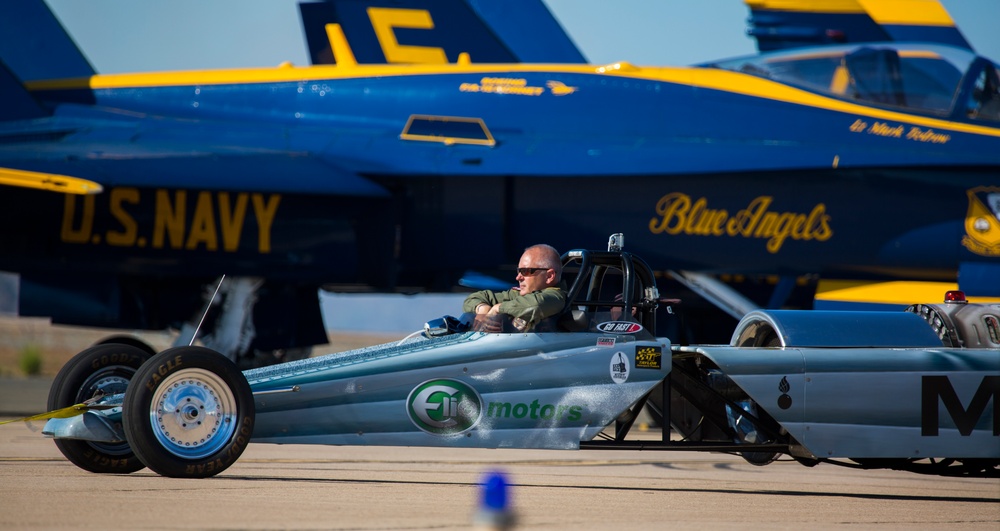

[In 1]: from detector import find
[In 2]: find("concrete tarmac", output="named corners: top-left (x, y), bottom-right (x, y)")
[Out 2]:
top-left (2, 414), bottom-right (998, 530)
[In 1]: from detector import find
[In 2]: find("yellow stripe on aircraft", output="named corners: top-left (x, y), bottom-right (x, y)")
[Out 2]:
top-left (325, 23), bottom-right (358, 67)
top-left (366, 7), bottom-right (448, 64)
top-left (768, 49), bottom-right (942, 62)
top-left (856, 0), bottom-right (956, 26)
top-left (25, 61), bottom-right (1000, 139)
top-left (816, 279), bottom-right (1000, 305)
top-left (0, 167), bottom-right (102, 195)
top-left (744, 0), bottom-right (957, 26)
top-left (744, 0), bottom-right (866, 14)
top-left (638, 66), bottom-right (1000, 138)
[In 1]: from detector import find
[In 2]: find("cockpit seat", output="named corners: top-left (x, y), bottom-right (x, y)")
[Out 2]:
top-left (557, 308), bottom-right (589, 332)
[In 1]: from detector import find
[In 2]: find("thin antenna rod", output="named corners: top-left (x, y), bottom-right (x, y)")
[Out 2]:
top-left (190, 274), bottom-right (226, 346)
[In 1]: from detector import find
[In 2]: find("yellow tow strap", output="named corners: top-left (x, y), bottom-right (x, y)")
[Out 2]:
top-left (0, 402), bottom-right (114, 425)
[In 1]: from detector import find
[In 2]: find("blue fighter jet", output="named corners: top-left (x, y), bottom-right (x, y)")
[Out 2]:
top-left (0, 0), bottom-right (997, 363)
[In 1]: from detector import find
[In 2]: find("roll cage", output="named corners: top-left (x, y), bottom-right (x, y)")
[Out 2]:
top-left (558, 234), bottom-right (661, 333)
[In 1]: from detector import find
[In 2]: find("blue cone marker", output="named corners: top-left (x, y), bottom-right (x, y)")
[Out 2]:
top-left (473, 471), bottom-right (516, 530)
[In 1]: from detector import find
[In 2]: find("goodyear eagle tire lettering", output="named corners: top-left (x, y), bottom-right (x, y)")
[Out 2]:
top-left (123, 346), bottom-right (254, 478)
top-left (47, 343), bottom-right (153, 474)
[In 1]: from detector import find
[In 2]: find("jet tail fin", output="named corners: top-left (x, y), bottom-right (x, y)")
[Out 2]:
top-left (299, 0), bottom-right (586, 65)
top-left (0, 0), bottom-right (89, 121)
top-left (0, 0), bottom-right (95, 81)
top-left (745, 0), bottom-right (972, 52)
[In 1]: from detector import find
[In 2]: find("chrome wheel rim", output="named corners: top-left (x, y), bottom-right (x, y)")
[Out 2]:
top-left (80, 368), bottom-right (133, 455)
top-left (149, 369), bottom-right (238, 459)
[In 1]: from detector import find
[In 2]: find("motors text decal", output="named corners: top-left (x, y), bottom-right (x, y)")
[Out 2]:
top-left (922, 375), bottom-right (999, 436)
top-left (649, 193), bottom-right (833, 253)
top-left (486, 400), bottom-right (583, 423)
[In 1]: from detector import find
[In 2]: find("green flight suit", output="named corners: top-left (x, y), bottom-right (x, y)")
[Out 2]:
top-left (462, 281), bottom-right (568, 329)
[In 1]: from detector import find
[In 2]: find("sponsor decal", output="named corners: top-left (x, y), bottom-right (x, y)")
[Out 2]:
top-left (648, 193), bottom-right (833, 253)
top-left (406, 379), bottom-right (483, 436)
top-left (597, 321), bottom-right (643, 334)
top-left (777, 376), bottom-right (792, 410)
top-left (962, 186), bottom-right (1000, 257)
top-left (546, 80), bottom-right (578, 96)
top-left (597, 337), bottom-right (617, 348)
top-left (921, 375), bottom-right (999, 436)
top-left (459, 78), bottom-right (577, 97)
top-left (610, 352), bottom-right (630, 384)
top-left (848, 118), bottom-right (951, 144)
top-left (486, 400), bottom-right (583, 422)
top-left (635, 346), bottom-right (662, 369)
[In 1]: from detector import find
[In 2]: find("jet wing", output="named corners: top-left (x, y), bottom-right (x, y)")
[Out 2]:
top-left (1, 152), bottom-right (391, 197)
top-left (0, 167), bottom-right (101, 195)
top-left (0, 111), bottom-right (390, 197)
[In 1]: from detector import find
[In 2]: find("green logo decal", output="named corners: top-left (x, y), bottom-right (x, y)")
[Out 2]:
top-left (406, 379), bottom-right (483, 435)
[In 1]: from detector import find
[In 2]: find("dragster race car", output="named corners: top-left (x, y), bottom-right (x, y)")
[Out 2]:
top-left (31, 235), bottom-right (1000, 479)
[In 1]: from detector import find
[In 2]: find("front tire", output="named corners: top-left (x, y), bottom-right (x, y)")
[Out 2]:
top-left (47, 344), bottom-right (153, 474)
top-left (123, 346), bottom-right (255, 478)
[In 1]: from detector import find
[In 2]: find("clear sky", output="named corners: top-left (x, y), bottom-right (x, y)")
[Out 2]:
top-left (46, 0), bottom-right (1000, 74)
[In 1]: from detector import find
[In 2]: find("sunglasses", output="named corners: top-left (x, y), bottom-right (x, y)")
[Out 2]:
top-left (516, 267), bottom-right (550, 276)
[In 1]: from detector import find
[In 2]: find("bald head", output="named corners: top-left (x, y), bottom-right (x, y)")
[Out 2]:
top-left (516, 244), bottom-right (562, 295)
top-left (524, 244), bottom-right (562, 280)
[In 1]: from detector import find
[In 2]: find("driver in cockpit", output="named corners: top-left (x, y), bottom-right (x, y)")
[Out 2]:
top-left (462, 244), bottom-right (567, 331)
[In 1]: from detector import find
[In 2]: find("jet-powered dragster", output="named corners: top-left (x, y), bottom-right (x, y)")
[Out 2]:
top-left (18, 235), bottom-right (999, 479)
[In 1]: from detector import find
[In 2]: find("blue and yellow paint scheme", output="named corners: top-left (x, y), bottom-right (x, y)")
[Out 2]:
top-left (297, 0), bottom-right (587, 65)
top-left (745, 0), bottom-right (973, 51)
top-left (0, 0), bottom-right (997, 353)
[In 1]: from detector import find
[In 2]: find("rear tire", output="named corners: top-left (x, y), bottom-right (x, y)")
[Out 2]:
top-left (123, 346), bottom-right (255, 478)
top-left (47, 344), bottom-right (152, 474)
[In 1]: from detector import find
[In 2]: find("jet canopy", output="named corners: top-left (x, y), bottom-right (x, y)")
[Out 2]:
top-left (710, 43), bottom-right (1000, 121)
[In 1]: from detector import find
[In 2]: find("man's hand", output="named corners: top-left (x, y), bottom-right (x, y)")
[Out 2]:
top-left (472, 314), bottom-right (503, 333)
top-left (472, 303), bottom-right (503, 332)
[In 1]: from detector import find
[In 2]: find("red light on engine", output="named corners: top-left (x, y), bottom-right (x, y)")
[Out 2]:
top-left (944, 290), bottom-right (967, 303)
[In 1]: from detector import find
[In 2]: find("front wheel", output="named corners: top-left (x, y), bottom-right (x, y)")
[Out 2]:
top-left (123, 346), bottom-right (255, 478)
top-left (48, 343), bottom-right (153, 474)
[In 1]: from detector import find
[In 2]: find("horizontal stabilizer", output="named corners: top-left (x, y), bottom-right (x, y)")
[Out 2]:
top-left (745, 0), bottom-right (972, 52)
top-left (0, 61), bottom-right (48, 121)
